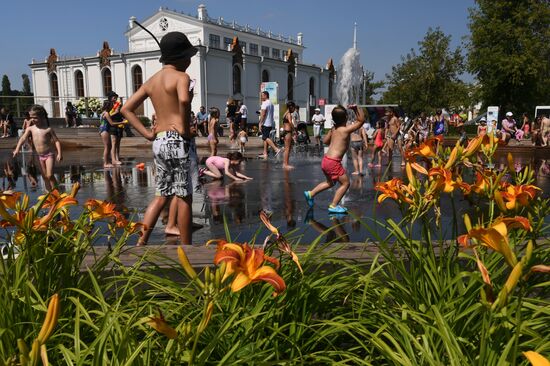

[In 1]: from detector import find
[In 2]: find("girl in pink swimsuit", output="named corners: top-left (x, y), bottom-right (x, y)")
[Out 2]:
top-left (368, 121), bottom-right (385, 168)
top-left (13, 104), bottom-right (62, 191)
top-left (201, 152), bottom-right (253, 181)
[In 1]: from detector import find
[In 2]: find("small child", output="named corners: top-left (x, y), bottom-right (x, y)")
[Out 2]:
top-left (200, 152), bottom-right (253, 181)
top-left (303, 105), bottom-right (365, 214)
top-left (13, 105), bottom-right (62, 191)
top-left (208, 107), bottom-right (220, 157)
top-left (368, 120), bottom-right (385, 168)
top-left (477, 117), bottom-right (488, 136)
top-left (237, 128), bottom-right (248, 153)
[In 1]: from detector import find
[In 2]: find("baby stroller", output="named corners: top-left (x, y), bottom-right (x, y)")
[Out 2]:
top-left (296, 122), bottom-right (310, 144)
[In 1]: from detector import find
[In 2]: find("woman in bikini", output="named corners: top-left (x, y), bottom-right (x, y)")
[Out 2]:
top-left (282, 101), bottom-right (296, 169)
top-left (350, 121), bottom-right (368, 175)
top-left (208, 107), bottom-right (220, 157)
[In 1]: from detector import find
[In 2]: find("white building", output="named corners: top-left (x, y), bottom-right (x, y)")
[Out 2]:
top-left (29, 4), bottom-right (336, 121)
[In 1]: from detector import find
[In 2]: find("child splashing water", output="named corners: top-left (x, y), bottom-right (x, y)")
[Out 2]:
top-left (201, 152), bottom-right (253, 181)
top-left (13, 105), bottom-right (62, 191)
top-left (303, 105), bottom-right (365, 214)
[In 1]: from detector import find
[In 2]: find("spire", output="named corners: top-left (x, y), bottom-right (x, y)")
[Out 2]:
top-left (353, 22), bottom-right (357, 49)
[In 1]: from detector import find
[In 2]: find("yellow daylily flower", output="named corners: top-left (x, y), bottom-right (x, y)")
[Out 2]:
top-left (458, 216), bottom-right (531, 267)
top-left (524, 351), bottom-right (550, 366)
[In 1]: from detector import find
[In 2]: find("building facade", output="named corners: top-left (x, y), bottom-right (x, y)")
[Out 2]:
top-left (29, 4), bottom-right (336, 121)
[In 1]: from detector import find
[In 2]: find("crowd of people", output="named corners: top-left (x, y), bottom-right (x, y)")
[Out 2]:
top-left (5, 29), bottom-right (550, 248)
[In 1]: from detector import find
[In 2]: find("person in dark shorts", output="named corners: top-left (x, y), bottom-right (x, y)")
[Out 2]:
top-left (258, 91), bottom-right (281, 158)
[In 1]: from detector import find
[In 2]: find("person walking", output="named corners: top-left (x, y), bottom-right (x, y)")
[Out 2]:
top-left (311, 108), bottom-right (325, 146)
top-left (258, 91), bottom-right (281, 158)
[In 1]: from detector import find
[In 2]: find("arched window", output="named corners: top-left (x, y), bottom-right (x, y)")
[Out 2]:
top-left (132, 65), bottom-right (143, 92)
top-left (233, 65), bottom-right (242, 94)
top-left (50, 73), bottom-right (60, 117)
top-left (287, 74), bottom-right (294, 101)
top-left (309, 77), bottom-right (315, 97)
top-left (328, 78), bottom-right (333, 104)
top-left (50, 73), bottom-right (59, 97)
top-left (74, 70), bottom-right (85, 97)
top-left (262, 69), bottom-right (269, 82)
top-left (102, 68), bottom-right (112, 96)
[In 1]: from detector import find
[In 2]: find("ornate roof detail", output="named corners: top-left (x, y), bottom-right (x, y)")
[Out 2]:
top-left (47, 48), bottom-right (58, 73)
top-left (99, 41), bottom-right (112, 68)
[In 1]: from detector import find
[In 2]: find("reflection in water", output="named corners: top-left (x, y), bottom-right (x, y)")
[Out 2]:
top-left (1, 149), bottom-right (550, 245)
top-left (305, 209), bottom-right (350, 243)
top-left (284, 169), bottom-right (295, 228)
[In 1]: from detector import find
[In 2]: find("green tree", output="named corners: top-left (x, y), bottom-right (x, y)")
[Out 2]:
top-left (21, 74), bottom-right (31, 95)
top-left (1, 75), bottom-right (13, 110)
top-left (467, 0), bottom-right (550, 114)
top-left (362, 70), bottom-right (384, 104)
top-left (380, 27), bottom-right (470, 116)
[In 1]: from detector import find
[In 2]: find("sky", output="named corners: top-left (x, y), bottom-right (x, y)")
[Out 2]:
top-left (1, 0), bottom-right (475, 90)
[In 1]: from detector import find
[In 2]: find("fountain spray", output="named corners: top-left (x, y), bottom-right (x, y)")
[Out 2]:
top-left (336, 23), bottom-right (363, 107)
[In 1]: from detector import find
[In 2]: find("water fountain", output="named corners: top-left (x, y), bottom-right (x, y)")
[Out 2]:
top-left (336, 23), bottom-right (363, 106)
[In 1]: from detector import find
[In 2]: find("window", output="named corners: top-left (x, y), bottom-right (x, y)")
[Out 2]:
top-left (74, 70), bottom-right (85, 97)
top-left (309, 77), bottom-right (315, 97)
top-left (50, 73), bottom-right (59, 97)
top-left (261, 46), bottom-right (270, 57)
top-left (209, 34), bottom-right (220, 49)
top-left (250, 43), bottom-right (258, 56)
top-left (233, 65), bottom-right (242, 94)
top-left (224, 37), bottom-right (232, 50)
top-left (240, 41), bottom-right (246, 53)
top-left (102, 68), bottom-right (112, 96)
top-left (272, 49), bottom-right (280, 59)
top-left (287, 74), bottom-right (294, 101)
top-left (262, 69), bottom-right (269, 82)
top-left (132, 65), bottom-right (143, 92)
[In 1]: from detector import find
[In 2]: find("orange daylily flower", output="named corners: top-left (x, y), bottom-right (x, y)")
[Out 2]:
top-left (38, 183), bottom-right (80, 209)
top-left (428, 167), bottom-right (471, 194)
top-left (84, 199), bottom-right (119, 221)
top-left (409, 135), bottom-right (442, 159)
top-left (147, 312), bottom-right (178, 339)
top-left (259, 211), bottom-right (303, 273)
top-left (499, 183), bottom-right (540, 211)
top-left (375, 178), bottom-right (405, 203)
top-left (458, 216), bottom-right (531, 267)
top-left (214, 242), bottom-right (285, 294)
top-left (0, 191), bottom-right (21, 210)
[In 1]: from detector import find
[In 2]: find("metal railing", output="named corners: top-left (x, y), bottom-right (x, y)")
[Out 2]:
top-left (0, 95), bottom-right (133, 118)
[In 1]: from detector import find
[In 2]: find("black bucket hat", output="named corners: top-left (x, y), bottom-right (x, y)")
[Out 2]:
top-left (159, 32), bottom-right (198, 63)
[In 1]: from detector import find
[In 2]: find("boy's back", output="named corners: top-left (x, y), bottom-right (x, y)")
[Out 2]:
top-left (142, 67), bottom-right (192, 138)
top-left (325, 106), bottom-right (365, 159)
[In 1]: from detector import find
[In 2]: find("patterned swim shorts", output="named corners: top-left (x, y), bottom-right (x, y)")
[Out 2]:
top-left (153, 130), bottom-right (192, 197)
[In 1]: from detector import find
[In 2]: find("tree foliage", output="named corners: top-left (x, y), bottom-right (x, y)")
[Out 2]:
top-left (362, 70), bottom-right (384, 104)
top-left (467, 0), bottom-right (550, 114)
top-left (1, 75), bottom-right (11, 96)
top-left (381, 27), bottom-right (471, 116)
top-left (21, 74), bottom-right (31, 95)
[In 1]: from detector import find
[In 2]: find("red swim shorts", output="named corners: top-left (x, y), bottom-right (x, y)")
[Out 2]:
top-left (321, 155), bottom-right (346, 182)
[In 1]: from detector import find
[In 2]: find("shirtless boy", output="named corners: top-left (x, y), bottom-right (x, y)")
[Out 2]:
top-left (384, 107), bottom-right (400, 164)
top-left (121, 31), bottom-right (197, 246)
top-left (304, 105), bottom-right (365, 214)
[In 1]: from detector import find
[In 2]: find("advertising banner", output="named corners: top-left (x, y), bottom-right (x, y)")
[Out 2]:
top-left (487, 106), bottom-right (499, 134)
top-left (324, 104), bottom-right (337, 129)
top-left (260, 82), bottom-right (278, 105)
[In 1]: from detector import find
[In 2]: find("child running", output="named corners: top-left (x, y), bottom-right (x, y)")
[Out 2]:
top-left (200, 152), bottom-right (253, 181)
top-left (368, 120), bottom-right (385, 168)
top-left (121, 31), bottom-right (197, 246)
top-left (208, 107), bottom-right (220, 157)
top-left (13, 105), bottom-right (62, 191)
top-left (303, 105), bottom-right (365, 214)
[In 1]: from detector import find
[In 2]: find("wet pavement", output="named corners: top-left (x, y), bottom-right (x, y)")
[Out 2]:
top-left (1, 147), bottom-right (549, 246)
